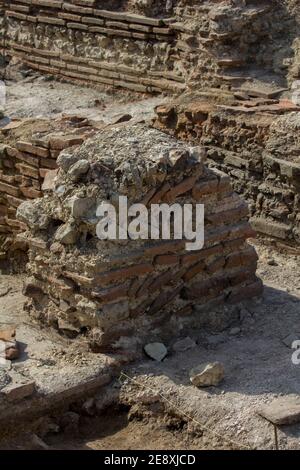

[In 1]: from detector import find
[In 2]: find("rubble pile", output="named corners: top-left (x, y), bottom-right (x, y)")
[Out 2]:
top-left (0, 116), bottom-right (97, 266)
top-left (153, 94), bottom-right (300, 245)
top-left (19, 124), bottom-right (262, 352)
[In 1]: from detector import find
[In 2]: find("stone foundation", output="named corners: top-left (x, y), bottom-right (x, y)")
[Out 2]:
top-left (18, 124), bottom-right (262, 351)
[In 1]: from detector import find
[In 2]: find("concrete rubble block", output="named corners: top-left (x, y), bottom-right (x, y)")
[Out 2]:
top-left (16, 200), bottom-right (50, 230)
top-left (57, 150), bottom-right (82, 173)
top-left (69, 196), bottom-right (95, 219)
top-left (189, 362), bottom-right (224, 387)
top-left (54, 223), bottom-right (78, 245)
top-left (68, 159), bottom-right (90, 182)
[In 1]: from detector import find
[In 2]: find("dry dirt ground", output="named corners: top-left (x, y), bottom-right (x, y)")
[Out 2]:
top-left (0, 239), bottom-right (300, 450)
top-left (2, 71), bottom-right (165, 124)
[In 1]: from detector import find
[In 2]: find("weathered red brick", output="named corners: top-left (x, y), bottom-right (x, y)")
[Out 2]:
top-left (6, 195), bottom-right (24, 208)
top-left (181, 245), bottom-right (220, 265)
top-left (15, 163), bottom-right (40, 179)
top-left (16, 141), bottom-right (49, 158)
top-left (155, 254), bottom-right (179, 266)
top-left (49, 135), bottom-right (84, 150)
top-left (148, 285), bottom-right (183, 315)
top-left (192, 178), bottom-right (218, 199)
top-left (162, 176), bottom-right (197, 203)
top-left (91, 283), bottom-right (129, 303)
top-left (94, 263), bottom-right (154, 286)
top-left (226, 280), bottom-right (263, 304)
top-left (206, 256), bottom-right (225, 274)
top-left (225, 246), bottom-right (258, 269)
top-left (149, 182), bottom-right (171, 205)
top-left (144, 240), bottom-right (185, 257)
top-left (206, 204), bottom-right (249, 225)
top-left (20, 187), bottom-right (42, 199)
top-left (182, 261), bottom-right (205, 282)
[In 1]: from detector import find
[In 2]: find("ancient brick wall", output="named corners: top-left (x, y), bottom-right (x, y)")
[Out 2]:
top-left (1, 1), bottom-right (299, 93)
top-left (19, 124), bottom-right (262, 350)
top-left (153, 96), bottom-right (300, 246)
top-left (0, 1), bottom-right (185, 94)
top-left (0, 116), bottom-right (96, 266)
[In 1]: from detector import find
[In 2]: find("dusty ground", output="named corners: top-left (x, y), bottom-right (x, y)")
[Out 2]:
top-left (2, 71), bottom-right (165, 124)
top-left (0, 239), bottom-right (299, 450)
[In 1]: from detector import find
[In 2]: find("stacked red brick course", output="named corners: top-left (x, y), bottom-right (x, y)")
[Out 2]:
top-left (19, 124), bottom-right (262, 351)
top-left (0, 116), bottom-right (96, 264)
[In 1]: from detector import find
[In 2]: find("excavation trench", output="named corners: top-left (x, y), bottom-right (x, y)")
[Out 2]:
top-left (0, 382), bottom-right (235, 451)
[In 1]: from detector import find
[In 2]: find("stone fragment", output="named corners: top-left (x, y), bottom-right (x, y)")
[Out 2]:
top-left (54, 223), bottom-right (78, 245)
top-left (190, 362), bottom-right (224, 387)
top-left (41, 169), bottom-right (58, 191)
top-left (57, 150), bottom-right (81, 172)
top-left (69, 196), bottom-right (95, 218)
top-left (144, 342), bottom-right (168, 361)
top-left (172, 336), bottom-right (196, 352)
top-left (60, 411), bottom-right (80, 436)
top-left (82, 397), bottom-right (95, 416)
top-left (68, 159), bottom-right (90, 182)
top-left (26, 434), bottom-right (50, 450)
top-left (58, 319), bottom-right (80, 335)
top-left (0, 327), bottom-right (16, 342)
top-left (0, 370), bottom-right (11, 391)
top-left (267, 258), bottom-right (278, 266)
top-left (229, 327), bottom-right (241, 336)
